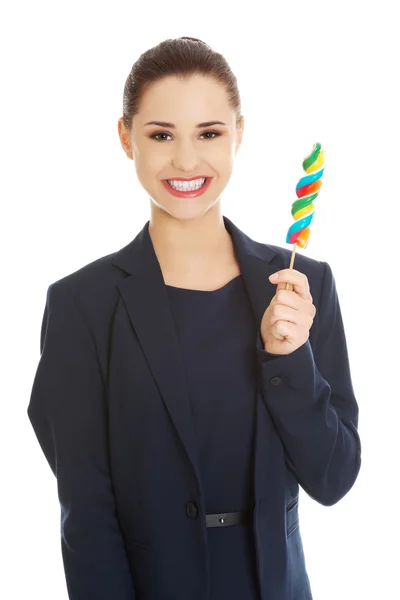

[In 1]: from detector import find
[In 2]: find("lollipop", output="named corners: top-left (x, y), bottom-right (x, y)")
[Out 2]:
top-left (285, 143), bottom-right (325, 290)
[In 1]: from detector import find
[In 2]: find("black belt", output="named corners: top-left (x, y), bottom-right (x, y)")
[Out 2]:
top-left (206, 510), bottom-right (252, 528)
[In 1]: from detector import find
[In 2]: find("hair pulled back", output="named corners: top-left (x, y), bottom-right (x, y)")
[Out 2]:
top-left (122, 37), bottom-right (242, 132)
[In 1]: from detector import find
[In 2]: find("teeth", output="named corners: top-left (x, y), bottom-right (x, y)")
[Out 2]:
top-left (167, 177), bottom-right (206, 191)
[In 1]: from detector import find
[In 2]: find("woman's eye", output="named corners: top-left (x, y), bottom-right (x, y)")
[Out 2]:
top-left (151, 132), bottom-right (171, 141)
top-left (150, 131), bottom-right (221, 142)
top-left (201, 131), bottom-right (220, 140)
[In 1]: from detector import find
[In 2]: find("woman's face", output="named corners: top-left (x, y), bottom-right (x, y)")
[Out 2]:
top-left (119, 74), bottom-right (244, 221)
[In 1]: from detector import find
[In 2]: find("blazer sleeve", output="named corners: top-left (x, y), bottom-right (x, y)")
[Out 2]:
top-left (256, 260), bottom-right (362, 506)
top-left (27, 282), bottom-right (136, 600)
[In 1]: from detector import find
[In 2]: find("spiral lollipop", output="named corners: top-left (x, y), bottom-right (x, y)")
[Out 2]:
top-left (285, 143), bottom-right (325, 291)
top-left (286, 142), bottom-right (325, 249)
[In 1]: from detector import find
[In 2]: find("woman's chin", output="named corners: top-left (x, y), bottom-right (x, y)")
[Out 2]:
top-left (150, 196), bottom-right (220, 219)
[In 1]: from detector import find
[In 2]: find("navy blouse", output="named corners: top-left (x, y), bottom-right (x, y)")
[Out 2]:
top-left (165, 274), bottom-right (262, 600)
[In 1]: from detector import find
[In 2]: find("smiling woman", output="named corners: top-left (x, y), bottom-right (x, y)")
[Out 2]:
top-left (27, 34), bottom-right (361, 600)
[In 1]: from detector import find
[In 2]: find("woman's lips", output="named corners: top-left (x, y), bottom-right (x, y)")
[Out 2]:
top-left (161, 177), bottom-right (212, 198)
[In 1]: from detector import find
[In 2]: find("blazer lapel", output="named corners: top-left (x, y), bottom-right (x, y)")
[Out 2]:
top-left (112, 216), bottom-right (281, 492)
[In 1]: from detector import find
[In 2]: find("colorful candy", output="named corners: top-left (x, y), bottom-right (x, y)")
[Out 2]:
top-left (286, 143), bottom-right (325, 249)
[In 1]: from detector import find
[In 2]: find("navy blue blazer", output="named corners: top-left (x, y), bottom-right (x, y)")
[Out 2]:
top-left (27, 215), bottom-right (361, 600)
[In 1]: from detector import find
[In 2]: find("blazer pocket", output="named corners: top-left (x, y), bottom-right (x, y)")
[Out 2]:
top-left (286, 496), bottom-right (299, 539)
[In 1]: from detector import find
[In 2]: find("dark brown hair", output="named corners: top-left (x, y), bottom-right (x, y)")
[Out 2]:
top-left (122, 37), bottom-right (242, 132)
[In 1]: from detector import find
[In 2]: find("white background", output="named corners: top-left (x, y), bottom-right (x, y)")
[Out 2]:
top-left (1, 0), bottom-right (399, 598)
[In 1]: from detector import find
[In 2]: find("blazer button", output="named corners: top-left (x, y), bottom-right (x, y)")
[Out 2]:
top-left (186, 502), bottom-right (198, 519)
top-left (269, 376), bottom-right (282, 386)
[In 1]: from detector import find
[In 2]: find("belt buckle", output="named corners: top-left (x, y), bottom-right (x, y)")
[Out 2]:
top-left (205, 510), bottom-right (250, 528)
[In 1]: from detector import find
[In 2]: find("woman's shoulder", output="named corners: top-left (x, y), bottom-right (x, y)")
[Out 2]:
top-left (45, 247), bottom-right (129, 330)
top-left (51, 250), bottom-right (120, 292)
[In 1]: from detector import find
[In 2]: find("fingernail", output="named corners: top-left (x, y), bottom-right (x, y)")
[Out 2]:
top-left (269, 273), bottom-right (279, 281)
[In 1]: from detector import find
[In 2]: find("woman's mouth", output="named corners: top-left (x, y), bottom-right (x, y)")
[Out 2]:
top-left (161, 177), bottom-right (212, 198)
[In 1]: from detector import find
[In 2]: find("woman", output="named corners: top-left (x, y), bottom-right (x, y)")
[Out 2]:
top-left (27, 37), bottom-right (361, 600)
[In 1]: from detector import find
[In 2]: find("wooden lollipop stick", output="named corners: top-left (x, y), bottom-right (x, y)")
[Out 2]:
top-left (285, 244), bottom-right (297, 291)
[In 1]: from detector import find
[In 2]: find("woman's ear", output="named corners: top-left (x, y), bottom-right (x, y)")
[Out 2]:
top-left (235, 115), bottom-right (244, 153)
top-left (117, 118), bottom-right (134, 160)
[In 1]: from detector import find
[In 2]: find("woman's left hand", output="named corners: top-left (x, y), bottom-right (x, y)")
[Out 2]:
top-left (260, 269), bottom-right (316, 355)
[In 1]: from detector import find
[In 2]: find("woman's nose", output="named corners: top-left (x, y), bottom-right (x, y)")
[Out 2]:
top-left (171, 142), bottom-right (201, 171)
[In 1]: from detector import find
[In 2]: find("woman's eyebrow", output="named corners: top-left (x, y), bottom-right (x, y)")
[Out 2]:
top-left (143, 120), bottom-right (227, 128)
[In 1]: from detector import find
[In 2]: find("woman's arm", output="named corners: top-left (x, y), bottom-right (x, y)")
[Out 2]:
top-left (257, 261), bottom-right (362, 506)
top-left (27, 282), bottom-right (136, 600)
